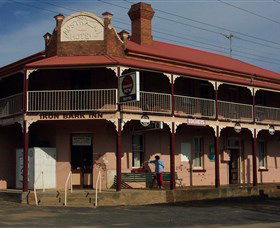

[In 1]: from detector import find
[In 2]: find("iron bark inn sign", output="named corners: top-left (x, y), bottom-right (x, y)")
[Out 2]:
top-left (118, 71), bottom-right (140, 103)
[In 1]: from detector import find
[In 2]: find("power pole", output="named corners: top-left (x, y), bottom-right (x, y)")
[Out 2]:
top-left (222, 33), bottom-right (234, 57)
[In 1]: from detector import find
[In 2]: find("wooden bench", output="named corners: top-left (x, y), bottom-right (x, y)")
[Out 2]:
top-left (115, 172), bottom-right (183, 188)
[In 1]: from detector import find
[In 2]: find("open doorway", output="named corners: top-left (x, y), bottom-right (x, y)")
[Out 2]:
top-left (71, 134), bottom-right (93, 188)
top-left (227, 138), bottom-right (241, 185)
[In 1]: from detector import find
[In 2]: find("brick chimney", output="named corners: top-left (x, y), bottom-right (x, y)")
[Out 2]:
top-left (128, 2), bottom-right (155, 45)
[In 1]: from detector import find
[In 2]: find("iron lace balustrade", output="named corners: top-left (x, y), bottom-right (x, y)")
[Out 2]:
top-left (174, 95), bottom-right (216, 118)
top-left (218, 100), bottom-right (253, 122)
top-left (255, 105), bottom-right (280, 124)
top-left (0, 93), bottom-right (23, 118)
top-left (121, 91), bottom-right (172, 114)
top-left (27, 89), bottom-right (117, 112)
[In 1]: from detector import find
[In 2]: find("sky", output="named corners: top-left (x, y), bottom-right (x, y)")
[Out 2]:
top-left (1, 0), bottom-right (280, 73)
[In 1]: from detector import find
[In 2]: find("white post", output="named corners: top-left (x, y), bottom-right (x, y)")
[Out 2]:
top-left (42, 171), bottom-right (45, 192)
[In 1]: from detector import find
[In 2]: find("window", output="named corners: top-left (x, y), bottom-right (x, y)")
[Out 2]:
top-left (132, 135), bottom-right (143, 168)
top-left (193, 137), bottom-right (203, 168)
top-left (258, 141), bottom-right (267, 169)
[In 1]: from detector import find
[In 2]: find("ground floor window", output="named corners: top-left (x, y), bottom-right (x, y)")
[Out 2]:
top-left (193, 137), bottom-right (203, 168)
top-left (132, 135), bottom-right (143, 168)
top-left (258, 141), bottom-right (267, 169)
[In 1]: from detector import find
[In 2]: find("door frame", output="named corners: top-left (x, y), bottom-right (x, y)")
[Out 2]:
top-left (70, 132), bottom-right (94, 189)
top-left (226, 137), bottom-right (242, 185)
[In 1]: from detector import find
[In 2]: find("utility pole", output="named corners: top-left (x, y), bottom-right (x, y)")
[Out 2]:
top-left (222, 33), bottom-right (234, 57)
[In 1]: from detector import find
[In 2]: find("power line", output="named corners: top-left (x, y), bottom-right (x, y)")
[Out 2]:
top-left (115, 24), bottom-right (280, 66)
top-left (10, 0), bottom-right (61, 15)
top-left (217, 0), bottom-right (280, 25)
top-left (122, 0), bottom-right (280, 47)
top-left (11, 0), bottom-right (280, 67)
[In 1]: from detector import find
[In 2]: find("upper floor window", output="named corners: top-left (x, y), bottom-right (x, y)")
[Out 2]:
top-left (193, 137), bottom-right (203, 168)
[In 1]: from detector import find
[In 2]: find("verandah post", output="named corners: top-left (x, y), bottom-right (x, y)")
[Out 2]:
top-left (23, 69), bottom-right (29, 192)
top-left (252, 88), bottom-right (257, 187)
top-left (252, 129), bottom-right (258, 186)
top-left (214, 82), bottom-right (220, 188)
top-left (214, 126), bottom-right (220, 188)
top-left (116, 67), bottom-right (122, 192)
top-left (170, 74), bottom-right (175, 190)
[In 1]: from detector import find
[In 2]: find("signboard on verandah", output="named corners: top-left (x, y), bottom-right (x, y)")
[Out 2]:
top-left (118, 71), bottom-right (140, 103)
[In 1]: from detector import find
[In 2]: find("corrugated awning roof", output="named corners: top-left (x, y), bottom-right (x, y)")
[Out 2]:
top-left (25, 54), bottom-right (280, 90)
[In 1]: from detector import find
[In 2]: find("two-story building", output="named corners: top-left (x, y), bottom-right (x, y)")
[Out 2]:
top-left (1, 2), bottom-right (280, 192)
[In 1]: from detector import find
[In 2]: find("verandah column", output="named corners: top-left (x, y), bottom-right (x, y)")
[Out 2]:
top-left (252, 88), bottom-right (258, 186)
top-left (116, 67), bottom-right (122, 192)
top-left (214, 82), bottom-right (220, 188)
top-left (22, 69), bottom-right (29, 192)
top-left (170, 74), bottom-right (175, 190)
top-left (252, 129), bottom-right (258, 186)
top-left (214, 126), bottom-right (220, 188)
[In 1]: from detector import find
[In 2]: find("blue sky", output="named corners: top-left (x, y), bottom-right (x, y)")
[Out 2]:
top-left (1, 0), bottom-right (280, 73)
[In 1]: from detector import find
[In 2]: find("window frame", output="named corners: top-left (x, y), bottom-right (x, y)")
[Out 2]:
top-left (132, 134), bottom-right (144, 168)
top-left (193, 137), bottom-right (204, 169)
top-left (258, 140), bottom-right (267, 170)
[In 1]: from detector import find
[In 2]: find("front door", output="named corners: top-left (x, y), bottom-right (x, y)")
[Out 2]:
top-left (71, 134), bottom-right (93, 188)
top-left (229, 149), bottom-right (239, 184)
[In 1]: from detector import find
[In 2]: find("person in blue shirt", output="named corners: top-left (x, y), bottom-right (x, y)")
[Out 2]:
top-left (146, 155), bottom-right (165, 189)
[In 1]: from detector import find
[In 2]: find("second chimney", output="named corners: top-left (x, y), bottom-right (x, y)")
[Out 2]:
top-left (128, 2), bottom-right (155, 45)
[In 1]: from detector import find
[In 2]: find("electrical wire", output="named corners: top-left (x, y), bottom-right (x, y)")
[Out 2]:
top-left (122, 0), bottom-right (280, 47)
top-left (217, 0), bottom-right (280, 25)
top-left (10, 0), bottom-right (280, 68)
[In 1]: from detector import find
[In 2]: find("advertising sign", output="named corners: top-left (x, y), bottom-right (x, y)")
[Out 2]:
top-left (118, 71), bottom-right (140, 103)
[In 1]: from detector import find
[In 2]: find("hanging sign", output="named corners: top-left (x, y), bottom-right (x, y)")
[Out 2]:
top-left (234, 122), bottom-right (242, 133)
top-left (140, 115), bottom-right (150, 127)
top-left (118, 71), bottom-right (140, 103)
top-left (269, 125), bottom-right (275, 135)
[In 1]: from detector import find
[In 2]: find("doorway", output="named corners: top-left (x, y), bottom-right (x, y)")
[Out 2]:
top-left (229, 149), bottom-right (240, 184)
top-left (71, 134), bottom-right (93, 188)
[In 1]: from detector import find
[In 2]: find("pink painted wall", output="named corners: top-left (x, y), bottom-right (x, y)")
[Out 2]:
top-left (2, 120), bottom-right (279, 190)
top-left (0, 125), bottom-right (22, 189)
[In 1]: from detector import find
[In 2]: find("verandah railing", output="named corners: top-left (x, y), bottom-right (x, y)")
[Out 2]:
top-left (27, 89), bottom-right (117, 112)
top-left (0, 93), bottom-right (23, 118)
top-left (121, 91), bottom-right (172, 114)
top-left (174, 95), bottom-right (215, 118)
top-left (1, 89), bottom-right (280, 124)
top-left (255, 105), bottom-right (280, 124)
top-left (218, 100), bottom-right (253, 122)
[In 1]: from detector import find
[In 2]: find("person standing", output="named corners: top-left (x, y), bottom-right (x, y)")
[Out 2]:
top-left (146, 155), bottom-right (165, 189)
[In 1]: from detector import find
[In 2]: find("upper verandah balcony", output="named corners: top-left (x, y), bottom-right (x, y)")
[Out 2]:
top-left (1, 68), bottom-right (280, 125)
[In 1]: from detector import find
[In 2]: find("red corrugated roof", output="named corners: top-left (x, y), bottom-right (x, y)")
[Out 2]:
top-left (25, 54), bottom-right (280, 90)
top-left (126, 40), bottom-right (280, 81)
top-left (0, 51), bottom-right (45, 76)
top-left (26, 55), bottom-right (117, 68)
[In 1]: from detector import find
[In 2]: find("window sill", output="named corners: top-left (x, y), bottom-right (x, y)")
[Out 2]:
top-left (192, 168), bottom-right (206, 173)
top-left (258, 168), bottom-right (269, 172)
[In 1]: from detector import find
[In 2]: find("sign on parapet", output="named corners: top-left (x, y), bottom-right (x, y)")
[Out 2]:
top-left (118, 71), bottom-right (140, 103)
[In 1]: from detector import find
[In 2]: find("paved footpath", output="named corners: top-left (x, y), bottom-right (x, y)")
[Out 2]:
top-left (0, 197), bottom-right (280, 227)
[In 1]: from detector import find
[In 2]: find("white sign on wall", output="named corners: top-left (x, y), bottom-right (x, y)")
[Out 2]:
top-left (61, 13), bottom-right (104, 42)
top-left (72, 136), bottom-right (92, 146)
